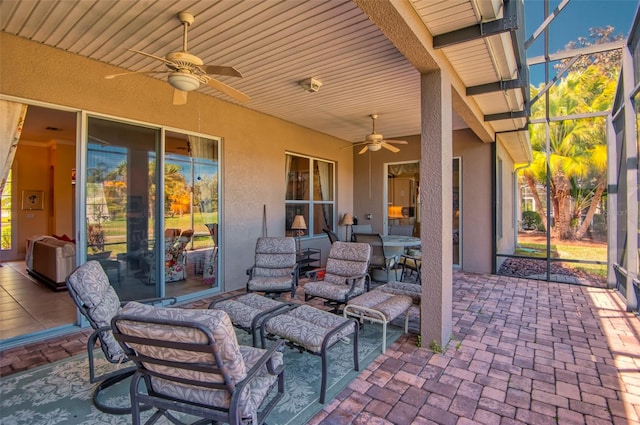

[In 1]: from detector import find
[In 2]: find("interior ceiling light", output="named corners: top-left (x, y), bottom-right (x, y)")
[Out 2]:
top-left (168, 72), bottom-right (200, 92)
top-left (367, 143), bottom-right (382, 151)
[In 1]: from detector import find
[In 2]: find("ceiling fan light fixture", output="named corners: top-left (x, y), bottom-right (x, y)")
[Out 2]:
top-left (168, 72), bottom-right (200, 91)
top-left (368, 143), bottom-right (382, 152)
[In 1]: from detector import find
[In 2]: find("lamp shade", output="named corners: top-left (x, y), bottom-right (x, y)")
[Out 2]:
top-left (388, 206), bottom-right (404, 219)
top-left (341, 213), bottom-right (354, 225)
top-left (291, 215), bottom-right (307, 230)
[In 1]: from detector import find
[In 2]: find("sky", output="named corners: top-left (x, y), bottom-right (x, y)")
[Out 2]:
top-left (523, 0), bottom-right (638, 86)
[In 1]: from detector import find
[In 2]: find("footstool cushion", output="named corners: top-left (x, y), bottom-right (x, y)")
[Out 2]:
top-left (210, 293), bottom-right (289, 347)
top-left (264, 304), bottom-right (354, 353)
top-left (377, 281), bottom-right (422, 303)
top-left (261, 304), bottom-right (359, 404)
top-left (344, 289), bottom-right (413, 353)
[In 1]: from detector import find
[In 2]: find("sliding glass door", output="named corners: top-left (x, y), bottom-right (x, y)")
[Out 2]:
top-left (86, 117), bottom-right (158, 300)
top-left (85, 117), bottom-right (220, 301)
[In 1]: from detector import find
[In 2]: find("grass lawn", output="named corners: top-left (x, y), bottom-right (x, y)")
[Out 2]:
top-left (516, 233), bottom-right (607, 277)
top-left (90, 213), bottom-right (218, 256)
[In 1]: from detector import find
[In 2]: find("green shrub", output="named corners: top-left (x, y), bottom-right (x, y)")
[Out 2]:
top-left (522, 211), bottom-right (543, 231)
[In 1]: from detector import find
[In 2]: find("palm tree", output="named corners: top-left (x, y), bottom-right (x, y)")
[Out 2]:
top-left (525, 65), bottom-right (615, 239)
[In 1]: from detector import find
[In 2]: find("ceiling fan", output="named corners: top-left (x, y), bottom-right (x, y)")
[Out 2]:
top-left (105, 11), bottom-right (249, 105)
top-left (344, 115), bottom-right (408, 154)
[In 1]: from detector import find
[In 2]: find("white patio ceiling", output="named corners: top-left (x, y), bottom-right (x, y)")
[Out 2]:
top-left (0, 0), bottom-right (531, 162)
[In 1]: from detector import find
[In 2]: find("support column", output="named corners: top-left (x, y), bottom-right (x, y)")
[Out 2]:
top-left (622, 46), bottom-right (638, 310)
top-left (420, 70), bottom-right (453, 347)
top-left (606, 114), bottom-right (617, 290)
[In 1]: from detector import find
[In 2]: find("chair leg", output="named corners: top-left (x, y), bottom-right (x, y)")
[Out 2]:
top-left (93, 369), bottom-right (136, 415)
top-left (320, 348), bottom-right (328, 404)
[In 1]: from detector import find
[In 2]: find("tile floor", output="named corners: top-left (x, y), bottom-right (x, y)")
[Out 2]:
top-left (0, 261), bottom-right (76, 340)
top-left (1, 271), bottom-right (640, 424)
top-left (0, 257), bottom-right (217, 341)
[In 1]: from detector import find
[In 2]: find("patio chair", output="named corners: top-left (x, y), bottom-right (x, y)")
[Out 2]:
top-left (247, 236), bottom-right (299, 298)
top-left (111, 302), bottom-right (285, 425)
top-left (304, 241), bottom-right (371, 313)
top-left (145, 230), bottom-right (193, 283)
top-left (350, 224), bottom-right (373, 241)
top-left (353, 233), bottom-right (398, 282)
top-left (65, 260), bottom-right (176, 414)
top-left (398, 253), bottom-right (422, 283)
top-left (389, 224), bottom-right (414, 236)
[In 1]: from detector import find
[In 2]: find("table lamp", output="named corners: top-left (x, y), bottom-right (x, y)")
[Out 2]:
top-left (291, 214), bottom-right (307, 252)
top-left (340, 212), bottom-right (354, 241)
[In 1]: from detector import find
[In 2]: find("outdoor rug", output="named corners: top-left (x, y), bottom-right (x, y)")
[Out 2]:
top-left (0, 322), bottom-right (402, 425)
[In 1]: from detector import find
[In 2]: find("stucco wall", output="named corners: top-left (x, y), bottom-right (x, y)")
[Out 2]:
top-left (0, 33), bottom-right (354, 291)
top-left (9, 141), bottom-right (75, 259)
top-left (452, 129), bottom-right (493, 273)
top-left (12, 144), bottom-right (51, 251)
top-left (495, 139), bottom-right (517, 270)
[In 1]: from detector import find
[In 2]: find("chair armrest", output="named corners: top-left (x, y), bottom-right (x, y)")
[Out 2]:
top-left (246, 266), bottom-right (256, 278)
top-left (344, 273), bottom-right (370, 295)
top-left (291, 263), bottom-right (300, 288)
top-left (87, 325), bottom-right (133, 383)
top-left (233, 339), bottom-right (285, 400)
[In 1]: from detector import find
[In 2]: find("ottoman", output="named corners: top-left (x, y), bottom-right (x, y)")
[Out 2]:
top-left (261, 304), bottom-right (359, 403)
top-left (209, 293), bottom-right (291, 347)
top-left (343, 289), bottom-right (413, 353)
top-left (377, 281), bottom-right (422, 304)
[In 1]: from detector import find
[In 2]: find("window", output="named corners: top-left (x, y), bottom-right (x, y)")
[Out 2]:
top-left (285, 153), bottom-right (335, 238)
top-left (1, 169), bottom-right (12, 250)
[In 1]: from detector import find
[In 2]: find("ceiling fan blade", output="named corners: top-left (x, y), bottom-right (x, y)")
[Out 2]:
top-left (358, 146), bottom-right (369, 155)
top-left (128, 49), bottom-right (176, 66)
top-left (340, 141), bottom-right (368, 150)
top-left (173, 89), bottom-right (188, 105)
top-left (206, 77), bottom-right (250, 103)
top-left (105, 70), bottom-right (167, 79)
top-left (381, 142), bottom-right (400, 153)
top-left (204, 65), bottom-right (243, 78)
top-left (384, 139), bottom-right (408, 145)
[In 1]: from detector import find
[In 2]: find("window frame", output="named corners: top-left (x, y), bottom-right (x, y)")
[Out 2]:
top-left (285, 152), bottom-right (335, 238)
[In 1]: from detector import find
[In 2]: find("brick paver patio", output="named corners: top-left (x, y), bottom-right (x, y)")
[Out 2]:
top-left (2, 271), bottom-right (640, 424)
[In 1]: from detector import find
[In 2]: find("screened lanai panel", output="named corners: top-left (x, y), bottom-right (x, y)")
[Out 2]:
top-left (614, 118), bottom-right (628, 271)
top-left (635, 94), bottom-right (640, 274)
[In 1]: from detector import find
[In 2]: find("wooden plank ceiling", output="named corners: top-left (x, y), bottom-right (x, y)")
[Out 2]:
top-left (0, 0), bottom-right (529, 161)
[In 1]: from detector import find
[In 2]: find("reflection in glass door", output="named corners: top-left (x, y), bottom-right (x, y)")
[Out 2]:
top-left (86, 117), bottom-right (221, 301)
top-left (87, 117), bottom-right (159, 300)
top-left (386, 159), bottom-right (461, 266)
top-left (387, 162), bottom-right (420, 236)
top-left (164, 132), bottom-right (219, 297)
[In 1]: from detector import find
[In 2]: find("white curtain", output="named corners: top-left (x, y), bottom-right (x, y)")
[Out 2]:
top-left (0, 101), bottom-right (28, 194)
top-left (388, 162), bottom-right (419, 176)
top-left (285, 154), bottom-right (292, 197)
top-left (316, 160), bottom-right (331, 228)
top-left (187, 135), bottom-right (215, 160)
